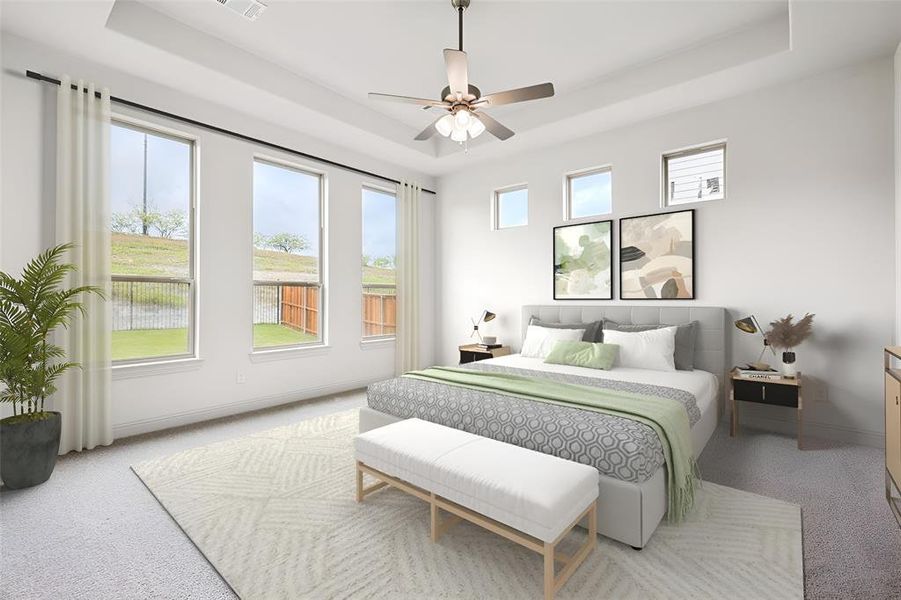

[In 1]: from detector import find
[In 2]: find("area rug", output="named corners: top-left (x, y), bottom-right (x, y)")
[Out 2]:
top-left (132, 409), bottom-right (804, 599)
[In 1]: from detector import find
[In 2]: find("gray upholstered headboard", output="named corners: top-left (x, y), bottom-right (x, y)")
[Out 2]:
top-left (520, 305), bottom-right (726, 383)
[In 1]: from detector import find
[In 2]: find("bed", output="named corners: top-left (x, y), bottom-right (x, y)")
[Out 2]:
top-left (359, 305), bottom-right (726, 548)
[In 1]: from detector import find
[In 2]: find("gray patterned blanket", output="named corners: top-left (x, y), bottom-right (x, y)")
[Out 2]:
top-left (366, 362), bottom-right (700, 484)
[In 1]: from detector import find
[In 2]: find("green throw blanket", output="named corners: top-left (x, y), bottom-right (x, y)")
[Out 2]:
top-left (404, 366), bottom-right (698, 522)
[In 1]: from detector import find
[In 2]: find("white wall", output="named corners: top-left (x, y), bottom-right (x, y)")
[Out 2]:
top-left (0, 34), bottom-right (436, 437)
top-left (436, 57), bottom-right (896, 446)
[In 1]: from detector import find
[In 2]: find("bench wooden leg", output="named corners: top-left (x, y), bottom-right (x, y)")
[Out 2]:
top-left (430, 492), bottom-right (463, 542)
top-left (545, 501), bottom-right (597, 600)
top-left (430, 493), bottom-right (439, 542)
top-left (544, 542), bottom-right (556, 600)
top-left (356, 461), bottom-right (389, 502)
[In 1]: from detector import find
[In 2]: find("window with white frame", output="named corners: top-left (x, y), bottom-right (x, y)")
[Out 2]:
top-left (109, 121), bottom-right (196, 364)
top-left (361, 186), bottom-right (397, 339)
top-left (493, 185), bottom-right (528, 229)
top-left (252, 158), bottom-right (324, 350)
top-left (566, 167), bottom-right (612, 219)
top-left (663, 142), bottom-right (726, 206)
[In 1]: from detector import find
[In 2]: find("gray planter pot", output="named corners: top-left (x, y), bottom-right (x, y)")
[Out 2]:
top-left (0, 411), bottom-right (61, 489)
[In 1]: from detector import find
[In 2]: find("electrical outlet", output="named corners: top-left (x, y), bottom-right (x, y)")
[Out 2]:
top-left (236, 373), bottom-right (247, 384)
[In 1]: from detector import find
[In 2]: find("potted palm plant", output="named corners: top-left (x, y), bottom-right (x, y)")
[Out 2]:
top-left (0, 243), bottom-right (103, 489)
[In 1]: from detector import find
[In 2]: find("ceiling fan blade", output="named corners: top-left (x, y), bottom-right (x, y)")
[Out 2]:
top-left (476, 83), bottom-right (555, 107)
top-left (443, 49), bottom-right (469, 99)
top-left (414, 115), bottom-right (447, 141)
top-left (368, 92), bottom-right (448, 107)
top-left (475, 112), bottom-right (514, 141)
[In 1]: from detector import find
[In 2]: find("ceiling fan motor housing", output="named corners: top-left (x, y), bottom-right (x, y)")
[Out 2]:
top-left (442, 84), bottom-right (481, 104)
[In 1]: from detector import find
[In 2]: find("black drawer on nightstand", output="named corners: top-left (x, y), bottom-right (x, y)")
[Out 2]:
top-left (733, 379), bottom-right (799, 408)
top-left (459, 350), bottom-right (487, 364)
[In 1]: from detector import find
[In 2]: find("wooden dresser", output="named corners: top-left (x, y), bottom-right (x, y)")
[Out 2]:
top-left (884, 347), bottom-right (901, 527)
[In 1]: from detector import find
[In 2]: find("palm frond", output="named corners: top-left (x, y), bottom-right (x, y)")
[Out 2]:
top-left (0, 242), bottom-right (102, 413)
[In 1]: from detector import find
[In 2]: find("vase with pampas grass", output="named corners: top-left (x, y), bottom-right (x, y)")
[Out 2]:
top-left (765, 313), bottom-right (815, 378)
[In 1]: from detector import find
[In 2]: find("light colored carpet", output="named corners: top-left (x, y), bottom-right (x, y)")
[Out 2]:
top-left (132, 409), bottom-right (803, 600)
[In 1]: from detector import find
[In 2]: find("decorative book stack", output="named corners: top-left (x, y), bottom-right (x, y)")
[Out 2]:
top-left (736, 368), bottom-right (783, 381)
top-left (476, 343), bottom-right (502, 350)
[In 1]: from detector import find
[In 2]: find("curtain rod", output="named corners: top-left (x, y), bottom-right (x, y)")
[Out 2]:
top-left (25, 70), bottom-right (436, 195)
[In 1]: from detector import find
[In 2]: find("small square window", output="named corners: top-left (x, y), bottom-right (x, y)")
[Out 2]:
top-left (663, 142), bottom-right (725, 206)
top-left (493, 186), bottom-right (528, 229)
top-left (566, 167), bottom-right (612, 220)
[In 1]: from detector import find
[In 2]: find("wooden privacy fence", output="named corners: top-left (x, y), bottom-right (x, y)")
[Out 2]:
top-left (280, 284), bottom-right (320, 335)
top-left (253, 281), bottom-right (395, 337)
top-left (362, 285), bottom-right (396, 337)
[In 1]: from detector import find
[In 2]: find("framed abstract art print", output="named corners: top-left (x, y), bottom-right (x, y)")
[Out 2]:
top-left (619, 209), bottom-right (695, 300)
top-left (553, 220), bottom-right (613, 300)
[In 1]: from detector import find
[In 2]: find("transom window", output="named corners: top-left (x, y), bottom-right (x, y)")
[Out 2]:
top-left (493, 185), bottom-right (528, 230)
top-left (565, 166), bottom-right (612, 220)
top-left (252, 158), bottom-right (324, 350)
top-left (109, 121), bottom-right (195, 364)
top-left (663, 141), bottom-right (726, 206)
top-left (361, 186), bottom-right (397, 339)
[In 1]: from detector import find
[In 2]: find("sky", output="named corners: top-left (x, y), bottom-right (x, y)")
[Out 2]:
top-left (110, 124), bottom-right (191, 225)
top-left (570, 170), bottom-right (612, 218)
top-left (252, 159), bottom-right (320, 257)
top-left (110, 124), bottom-right (395, 262)
top-left (362, 187), bottom-right (396, 260)
top-left (498, 188), bottom-right (528, 228)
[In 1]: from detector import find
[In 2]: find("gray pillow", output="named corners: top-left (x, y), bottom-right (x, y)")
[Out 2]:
top-left (602, 319), bottom-right (698, 371)
top-left (529, 317), bottom-right (603, 343)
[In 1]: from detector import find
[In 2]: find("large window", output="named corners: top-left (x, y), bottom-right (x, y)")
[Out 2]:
top-left (252, 158), bottom-right (323, 350)
top-left (493, 185), bottom-right (528, 229)
top-left (361, 186), bottom-right (396, 339)
top-left (663, 141), bottom-right (726, 206)
top-left (110, 122), bottom-right (195, 364)
top-left (566, 166), bottom-right (612, 220)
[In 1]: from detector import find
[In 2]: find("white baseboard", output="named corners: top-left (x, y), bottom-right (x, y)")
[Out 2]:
top-left (112, 377), bottom-right (374, 439)
top-left (727, 412), bottom-right (885, 448)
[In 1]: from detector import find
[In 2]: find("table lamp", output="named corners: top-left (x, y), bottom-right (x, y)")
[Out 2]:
top-left (735, 315), bottom-right (776, 370)
top-left (471, 310), bottom-right (496, 342)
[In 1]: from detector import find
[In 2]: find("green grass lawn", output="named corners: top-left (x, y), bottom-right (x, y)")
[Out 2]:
top-left (112, 328), bottom-right (189, 361)
top-left (112, 324), bottom-right (318, 360)
top-left (112, 232), bottom-right (395, 285)
top-left (252, 323), bottom-right (318, 348)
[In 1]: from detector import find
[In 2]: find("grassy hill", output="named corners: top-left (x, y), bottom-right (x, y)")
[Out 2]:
top-left (112, 233), bottom-right (395, 285)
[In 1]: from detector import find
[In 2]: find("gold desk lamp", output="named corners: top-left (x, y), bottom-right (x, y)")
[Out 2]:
top-left (735, 315), bottom-right (777, 370)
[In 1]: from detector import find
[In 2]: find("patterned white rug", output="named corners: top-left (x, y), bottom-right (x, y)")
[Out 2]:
top-left (132, 409), bottom-right (804, 600)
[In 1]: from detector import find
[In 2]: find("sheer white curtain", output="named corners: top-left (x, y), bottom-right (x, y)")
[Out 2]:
top-left (395, 180), bottom-right (421, 375)
top-left (54, 76), bottom-right (113, 453)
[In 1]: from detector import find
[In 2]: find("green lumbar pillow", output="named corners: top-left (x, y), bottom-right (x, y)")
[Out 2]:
top-left (544, 340), bottom-right (619, 370)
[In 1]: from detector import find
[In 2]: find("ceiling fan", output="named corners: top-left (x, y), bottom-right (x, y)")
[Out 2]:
top-left (368, 0), bottom-right (555, 144)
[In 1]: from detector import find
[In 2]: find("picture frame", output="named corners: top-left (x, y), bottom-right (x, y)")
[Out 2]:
top-left (619, 209), bottom-right (695, 300)
top-left (553, 220), bottom-right (613, 300)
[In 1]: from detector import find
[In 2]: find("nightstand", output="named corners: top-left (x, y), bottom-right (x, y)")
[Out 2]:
top-left (458, 344), bottom-right (511, 364)
top-left (730, 369), bottom-right (804, 449)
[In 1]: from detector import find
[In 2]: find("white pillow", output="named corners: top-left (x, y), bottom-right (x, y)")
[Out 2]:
top-left (520, 325), bottom-right (586, 359)
top-left (602, 326), bottom-right (677, 371)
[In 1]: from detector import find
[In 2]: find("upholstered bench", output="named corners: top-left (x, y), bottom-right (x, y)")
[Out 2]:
top-left (354, 418), bottom-right (599, 600)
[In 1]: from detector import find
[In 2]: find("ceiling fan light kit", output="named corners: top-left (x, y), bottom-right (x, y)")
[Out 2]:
top-left (368, 0), bottom-right (555, 146)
